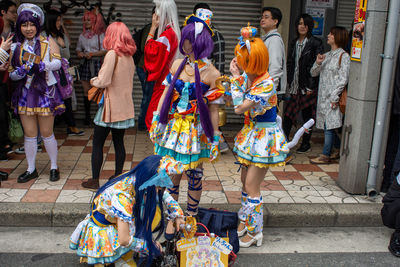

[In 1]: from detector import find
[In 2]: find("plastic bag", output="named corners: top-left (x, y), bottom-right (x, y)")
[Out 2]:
top-left (8, 111), bottom-right (24, 143)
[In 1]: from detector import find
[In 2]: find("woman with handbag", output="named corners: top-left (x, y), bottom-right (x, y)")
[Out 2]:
top-left (71, 155), bottom-right (185, 266)
top-left (229, 25), bottom-right (289, 247)
top-left (144, 0), bottom-right (180, 130)
top-left (81, 22), bottom-right (136, 190)
top-left (44, 8), bottom-right (84, 136)
top-left (310, 26), bottom-right (350, 164)
top-left (9, 4), bottom-right (65, 183)
top-left (76, 8), bottom-right (106, 125)
top-left (149, 14), bottom-right (223, 216)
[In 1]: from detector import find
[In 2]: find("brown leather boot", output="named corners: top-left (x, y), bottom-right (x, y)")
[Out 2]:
top-left (81, 179), bottom-right (99, 190)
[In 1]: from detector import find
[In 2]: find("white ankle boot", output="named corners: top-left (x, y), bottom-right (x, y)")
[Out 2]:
top-left (239, 232), bottom-right (263, 248)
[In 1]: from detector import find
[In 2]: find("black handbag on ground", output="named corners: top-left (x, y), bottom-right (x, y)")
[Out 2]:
top-left (197, 207), bottom-right (240, 254)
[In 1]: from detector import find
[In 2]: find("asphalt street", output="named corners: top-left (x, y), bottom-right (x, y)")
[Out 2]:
top-left (0, 226), bottom-right (398, 266)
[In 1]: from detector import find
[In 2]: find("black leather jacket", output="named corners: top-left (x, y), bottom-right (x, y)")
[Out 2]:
top-left (287, 35), bottom-right (323, 93)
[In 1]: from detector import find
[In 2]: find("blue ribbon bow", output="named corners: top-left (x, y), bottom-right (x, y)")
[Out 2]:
top-left (138, 169), bottom-right (174, 191)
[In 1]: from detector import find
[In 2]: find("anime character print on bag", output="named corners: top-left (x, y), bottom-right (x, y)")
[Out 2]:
top-left (70, 155), bottom-right (185, 266)
top-left (149, 13), bottom-right (223, 216)
top-left (228, 24), bottom-right (289, 248)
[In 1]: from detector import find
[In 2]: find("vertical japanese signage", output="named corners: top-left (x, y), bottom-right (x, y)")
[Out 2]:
top-left (351, 0), bottom-right (368, 62)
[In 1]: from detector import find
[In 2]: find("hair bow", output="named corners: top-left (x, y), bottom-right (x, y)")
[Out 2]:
top-left (138, 169), bottom-right (173, 191)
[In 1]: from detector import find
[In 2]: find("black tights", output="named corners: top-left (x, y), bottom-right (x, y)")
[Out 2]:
top-left (92, 125), bottom-right (126, 180)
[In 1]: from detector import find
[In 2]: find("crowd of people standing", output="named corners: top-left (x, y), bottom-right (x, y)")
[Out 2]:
top-left (0, 0), bottom-right (354, 264)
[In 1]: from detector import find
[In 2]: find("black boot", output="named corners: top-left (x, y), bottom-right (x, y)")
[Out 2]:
top-left (389, 230), bottom-right (400, 257)
top-left (0, 171), bottom-right (8, 181)
top-left (84, 97), bottom-right (91, 125)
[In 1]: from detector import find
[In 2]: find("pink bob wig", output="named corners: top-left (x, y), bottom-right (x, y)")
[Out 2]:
top-left (82, 10), bottom-right (105, 35)
top-left (103, 22), bottom-right (136, 56)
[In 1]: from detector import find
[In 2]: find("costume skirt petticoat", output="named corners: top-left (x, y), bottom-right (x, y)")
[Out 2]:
top-left (233, 121), bottom-right (289, 168)
top-left (150, 113), bottom-right (213, 170)
top-left (94, 105), bottom-right (135, 129)
top-left (14, 85), bottom-right (65, 116)
top-left (70, 215), bottom-right (132, 265)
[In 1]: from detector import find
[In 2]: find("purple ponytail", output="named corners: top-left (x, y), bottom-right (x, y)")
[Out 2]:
top-left (160, 23), bottom-right (215, 141)
top-left (159, 57), bottom-right (188, 124)
top-left (194, 62), bottom-right (213, 141)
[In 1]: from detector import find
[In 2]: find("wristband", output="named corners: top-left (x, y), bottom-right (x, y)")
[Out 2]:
top-left (148, 33), bottom-right (154, 38)
top-left (153, 111), bottom-right (160, 120)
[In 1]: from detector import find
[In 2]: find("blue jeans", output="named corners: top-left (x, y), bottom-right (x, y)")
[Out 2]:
top-left (136, 67), bottom-right (155, 129)
top-left (322, 124), bottom-right (341, 156)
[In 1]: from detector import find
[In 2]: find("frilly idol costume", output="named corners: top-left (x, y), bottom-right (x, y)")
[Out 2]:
top-left (70, 156), bottom-right (185, 266)
top-left (231, 25), bottom-right (288, 235)
top-left (231, 24), bottom-right (289, 169)
top-left (149, 13), bottom-right (223, 215)
top-left (9, 4), bottom-right (64, 116)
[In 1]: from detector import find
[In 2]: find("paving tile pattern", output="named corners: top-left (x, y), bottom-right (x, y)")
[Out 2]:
top-left (0, 127), bottom-right (382, 204)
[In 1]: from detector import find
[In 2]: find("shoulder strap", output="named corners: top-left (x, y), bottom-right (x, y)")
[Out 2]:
top-left (339, 52), bottom-right (346, 68)
top-left (263, 33), bottom-right (280, 42)
top-left (98, 34), bottom-right (101, 51)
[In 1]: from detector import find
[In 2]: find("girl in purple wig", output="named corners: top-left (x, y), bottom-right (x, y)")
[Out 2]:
top-left (149, 14), bottom-right (223, 216)
top-left (10, 4), bottom-right (64, 183)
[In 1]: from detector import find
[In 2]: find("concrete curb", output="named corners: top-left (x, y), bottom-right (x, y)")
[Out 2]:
top-left (0, 202), bottom-right (384, 228)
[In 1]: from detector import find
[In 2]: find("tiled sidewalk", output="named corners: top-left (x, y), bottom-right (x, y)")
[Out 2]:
top-left (0, 126), bottom-right (381, 204)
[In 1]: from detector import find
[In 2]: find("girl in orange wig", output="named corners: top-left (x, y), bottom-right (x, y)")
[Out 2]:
top-left (76, 8), bottom-right (106, 125)
top-left (229, 25), bottom-right (289, 247)
top-left (81, 22), bottom-right (137, 189)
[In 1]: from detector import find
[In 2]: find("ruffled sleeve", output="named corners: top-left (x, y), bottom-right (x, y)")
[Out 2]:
top-left (163, 191), bottom-right (184, 220)
top-left (245, 78), bottom-right (276, 109)
top-left (144, 28), bottom-right (177, 82)
top-left (230, 74), bottom-right (246, 107)
top-left (205, 87), bottom-right (224, 105)
top-left (109, 191), bottom-right (134, 223)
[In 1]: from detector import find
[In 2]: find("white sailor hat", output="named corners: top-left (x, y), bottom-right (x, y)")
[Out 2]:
top-left (17, 4), bottom-right (45, 26)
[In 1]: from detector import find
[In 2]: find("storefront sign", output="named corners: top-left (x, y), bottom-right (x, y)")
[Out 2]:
top-left (306, 0), bottom-right (335, 9)
top-left (351, 0), bottom-right (368, 62)
top-left (306, 7), bottom-right (326, 36)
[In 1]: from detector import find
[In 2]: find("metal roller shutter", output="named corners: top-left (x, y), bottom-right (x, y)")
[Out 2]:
top-left (336, 0), bottom-right (356, 30)
top-left (22, 0), bottom-right (262, 123)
